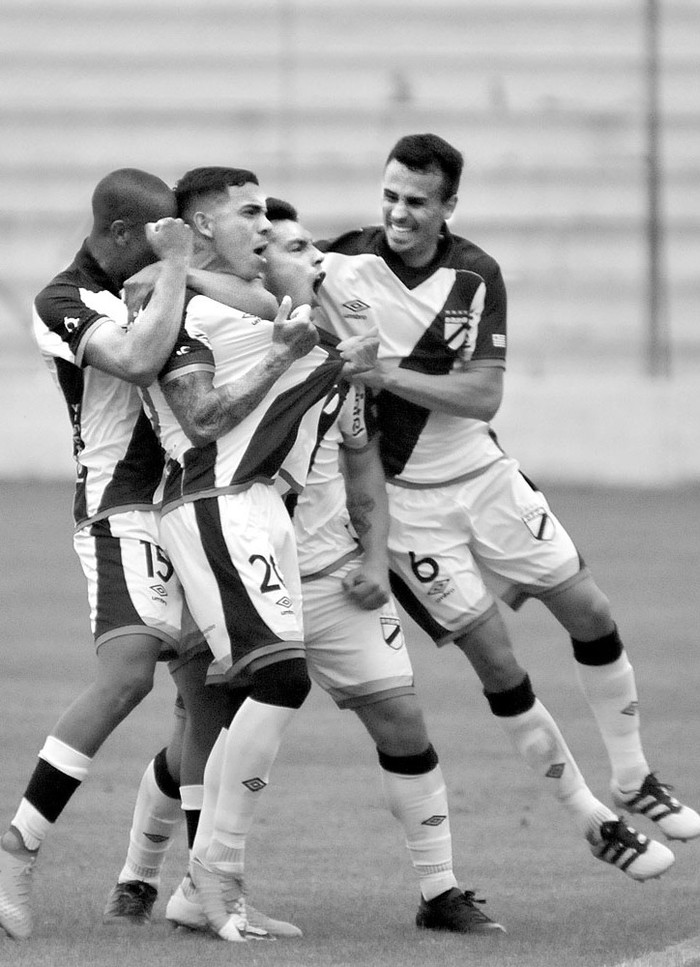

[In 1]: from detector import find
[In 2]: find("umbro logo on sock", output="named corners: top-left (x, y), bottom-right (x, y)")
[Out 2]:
top-left (144, 833), bottom-right (169, 843)
top-left (242, 777), bottom-right (268, 792)
top-left (621, 701), bottom-right (639, 716)
top-left (421, 815), bottom-right (447, 827)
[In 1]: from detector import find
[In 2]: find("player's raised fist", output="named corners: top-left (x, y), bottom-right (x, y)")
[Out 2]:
top-left (145, 218), bottom-right (193, 263)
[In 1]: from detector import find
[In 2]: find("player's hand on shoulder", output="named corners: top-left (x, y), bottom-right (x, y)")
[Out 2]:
top-left (146, 217), bottom-right (194, 264)
top-left (338, 330), bottom-right (380, 379)
top-left (271, 295), bottom-right (319, 360)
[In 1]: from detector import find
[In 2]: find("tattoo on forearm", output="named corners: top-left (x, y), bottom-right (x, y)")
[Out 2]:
top-left (347, 492), bottom-right (375, 538)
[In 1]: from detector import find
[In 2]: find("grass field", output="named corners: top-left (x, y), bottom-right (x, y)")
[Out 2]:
top-left (1, 480), bottom-right (699, 967)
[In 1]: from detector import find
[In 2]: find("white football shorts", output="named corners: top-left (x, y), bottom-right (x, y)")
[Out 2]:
top-left (73, 509), bottom-right (183, 657)
top-left (159, 484), bottom-right (305, 684)
top-left (302, 558), bottom-right (415, 708)
top-left (387, 455), bottom-right (588, 644)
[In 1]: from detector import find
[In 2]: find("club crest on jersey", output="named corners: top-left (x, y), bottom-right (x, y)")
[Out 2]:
top-left (522, 507), bottom-right (555, 541)
top-left (380, 616), bottom-right (402, 650)
top-left (443, 308), bottom-right (474, 352)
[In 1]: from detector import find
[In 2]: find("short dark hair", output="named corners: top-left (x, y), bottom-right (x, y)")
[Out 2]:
top-left (265, 197), bottom-right (298, 223)
top-left (91, 168), bottom-right (175, 231)
top-left (385, 133), bottom-right (464, 200)
top-left (174, 166), bottom-right (259, 218)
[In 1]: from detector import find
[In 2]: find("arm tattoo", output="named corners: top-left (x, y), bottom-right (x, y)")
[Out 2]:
top-left (346, 491), bottom-right (375, 539)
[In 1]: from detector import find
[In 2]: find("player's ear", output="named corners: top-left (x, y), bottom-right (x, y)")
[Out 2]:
top-left (109, 219), bottom-right (130, 247)
top-left (443, 194), bottom-right (458, 220)
top-left (192, 210), bottom-right (214, 239)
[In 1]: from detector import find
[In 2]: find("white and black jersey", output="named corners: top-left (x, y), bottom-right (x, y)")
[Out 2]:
top-left (145, 291), bottom-right (345, 514)
top-left (317, 225), bottom-right (507, 486)
top-left (32, 242), bottom-right (165, 530)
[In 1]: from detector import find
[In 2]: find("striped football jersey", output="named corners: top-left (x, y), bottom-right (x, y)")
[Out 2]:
top-left (32, 242), bottom-right (165, 529)
top-left (317, 225), bottom-right (507, 486)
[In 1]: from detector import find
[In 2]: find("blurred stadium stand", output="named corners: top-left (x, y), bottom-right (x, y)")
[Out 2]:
top-left (1, 0), bottom-right (698, 481)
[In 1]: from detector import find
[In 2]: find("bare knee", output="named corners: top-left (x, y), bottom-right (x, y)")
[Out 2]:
top-left (454, 611), bottom-right (526, 692)
top-left (355, 695), bottom-right (430, 756)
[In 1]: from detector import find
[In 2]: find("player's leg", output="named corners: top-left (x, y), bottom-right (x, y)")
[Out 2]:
top-left (0, 521), bottom-right (181, 940)
top-left (191, 657), bottom-right (311, 942)
top-left (388, 477), bottom-right (674, 881)
top-left (103, 702), bottom-right (185, 926)
top-left (541, 575), bottom-right (700, 841)
top-left (161, 491), bottom-right (307, 940)
top-left (0, 631), bottom-right (163, 940)
top-left (303, 569), bottom-right (504, 933)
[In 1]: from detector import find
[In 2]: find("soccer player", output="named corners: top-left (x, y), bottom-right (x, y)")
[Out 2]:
top-left (136, 166), bottom-right (381, 942)
top-left (114, 197), bottom-right (505, 937)
top-left (314, 133), bottom-right (700, 880)
top-left (0, 169), bottom-right (194, 942)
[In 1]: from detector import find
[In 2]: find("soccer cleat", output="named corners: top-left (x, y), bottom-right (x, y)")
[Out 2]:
top-left (188, 858), bottom-right (270, 942)
top-left (587, 818), bottom-right (675, 880)
top-left (166, 873), bottom-right (300, 937)
top-left (247, 903), bottom-right (302, 939)
top-left (102, 880), bottom-right (158, 925)
top-left (416, 888), bottom-right (506, 934)
top-left (611, 773), bottom-right (700, 842)
top-left (0, 828), bottom-right (37, 940)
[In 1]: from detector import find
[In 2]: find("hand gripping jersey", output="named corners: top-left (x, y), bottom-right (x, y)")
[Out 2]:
top-left (292, 383), bottom-right (378, 579)
top-left (32, 242), bottom-right (165, 530)
top-left (143, 291), bottom-right (345, 513)
top-left (317, 225), bottom-right (508, 486)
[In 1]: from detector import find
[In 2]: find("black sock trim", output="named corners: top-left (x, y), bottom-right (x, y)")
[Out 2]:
top-left (24, 759), bottom-right (81, 824)
top-left (184, 809), bottom-right (201, 850)
top-left (377, 744), bottom-right (439, 776)
top-left (484, 674), bottom-right (536, 717)
top-left (571, 626), bottom-right (623, 666)
top-left (153, 747), bottom-right (181, 800)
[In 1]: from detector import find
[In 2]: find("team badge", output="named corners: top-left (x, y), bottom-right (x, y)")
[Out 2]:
top-left (522, 507), bottom-right (555, 541)
top-left (443, 308), bottom-right (474, 351)
top-left (380, 616), bottom-right (402, 649)
top-left (63, 316), bottom-right (80, 332)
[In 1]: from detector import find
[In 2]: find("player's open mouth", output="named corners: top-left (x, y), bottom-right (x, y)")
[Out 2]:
top-left (312, 271), bottom-right (326, 294)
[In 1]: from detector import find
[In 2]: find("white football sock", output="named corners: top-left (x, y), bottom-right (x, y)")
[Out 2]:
top-left (119, 758), bottom-right (183, 886)
top-left (575, 653), bottom-right (650, 790)
top-left (381, 763), bottom-right (458, 901)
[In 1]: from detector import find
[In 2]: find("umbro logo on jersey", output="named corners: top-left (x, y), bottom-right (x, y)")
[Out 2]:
top-left (342, 299), bottom-right (370, 313)
top-left (380, 616), bottom-right (402, 649)
top-left (242, 777), bottom-right (267, 792)
top-left (546, 763), bottom-right (566, 779)
top-left (63, 316), bottom-right (80, 332)
top-left (421, 815), bottom-right (447, 827)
